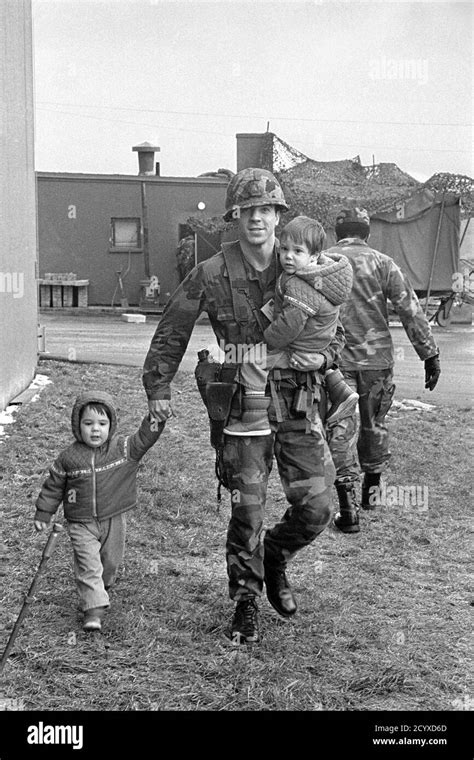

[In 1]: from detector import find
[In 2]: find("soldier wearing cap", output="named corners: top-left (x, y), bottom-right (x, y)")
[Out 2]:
top-left (320, 206), bottom-right (441, 529)
top-left (143, 168), bottom-right (344, 643)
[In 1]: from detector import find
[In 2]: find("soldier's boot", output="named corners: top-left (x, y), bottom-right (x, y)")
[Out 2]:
top-left (325, 369), bottom-right (359, 424)
top-left (361, 472), bottom-right (382, 510)
top-left (229, 598), bottom-right (260, 644)
top-left (223, 396), bottom-right (271, 437)
top-left (334, 483), bottom-right (360, 534)
top-left (263, 544), bottom-right (297, 618)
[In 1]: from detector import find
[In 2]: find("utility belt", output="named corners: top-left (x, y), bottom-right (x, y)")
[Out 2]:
top-left (195, 349), bottom-right (326, 440)
top-left (194, 349), bottom-right (327, 503)
top-left (267, 367), bottom-right (326, 431)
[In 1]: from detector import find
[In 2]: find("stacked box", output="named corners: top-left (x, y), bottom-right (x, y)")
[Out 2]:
top-left (39, 284), bottom-right (51, 307)
top-left (77, 286), bottom-right (88, 307)
top-left (62, 286), bottom-right (74, 307)
top-left (51, 284), bottom-right (62, 307)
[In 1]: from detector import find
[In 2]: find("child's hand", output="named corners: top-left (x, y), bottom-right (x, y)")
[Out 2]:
top-left (290, 351), bottom-right (326, 371)
top-left (148, 398), bottom-right (175, 422)
top-left (34, 520), bottom-right (47, 532)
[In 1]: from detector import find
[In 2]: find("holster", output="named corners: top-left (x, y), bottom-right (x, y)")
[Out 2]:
top-left (206, 381), bottom-right (237, 421)
top-left (205, 381), bottom-right (236, 448)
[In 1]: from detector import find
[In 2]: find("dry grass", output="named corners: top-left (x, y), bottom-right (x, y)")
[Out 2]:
top-left (0, 360), bottom-right (472, 712)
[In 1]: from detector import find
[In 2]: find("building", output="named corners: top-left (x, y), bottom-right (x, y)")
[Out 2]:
top-left (36, 131), bottom-right (473, 317)
top-left (36, 146), bottom-right (229, 308)
top-left (0, 0), bottom-right (38, 411)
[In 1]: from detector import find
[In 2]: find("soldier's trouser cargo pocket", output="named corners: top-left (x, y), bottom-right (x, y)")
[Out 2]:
top-left (357, 369), bottom-right (395, 473)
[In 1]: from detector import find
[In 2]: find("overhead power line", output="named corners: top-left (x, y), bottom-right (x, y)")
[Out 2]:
top-left (36, 101), bottom-right (472, 129)
top-left (35, 107), bottom-right (472, 155)
top-left (36, 107), bottom-right (229, 138)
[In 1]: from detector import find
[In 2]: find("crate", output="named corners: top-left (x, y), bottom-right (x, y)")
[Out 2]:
top-left (39, 276), bottom-right (89, 308)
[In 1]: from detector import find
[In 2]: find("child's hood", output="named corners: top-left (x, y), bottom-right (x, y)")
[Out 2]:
top-left (71, 390), bottom-right (118, 443)
top-left (292, 251), bottom-right (353, 306)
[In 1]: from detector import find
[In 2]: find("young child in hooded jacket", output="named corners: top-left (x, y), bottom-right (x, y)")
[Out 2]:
top-left (34, 390), bottom-right (166, 632)
top-left (224, 215), bottom-right (358, 437)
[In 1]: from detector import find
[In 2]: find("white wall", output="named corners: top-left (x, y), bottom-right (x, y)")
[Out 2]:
top-left (0, 0), bottom-right (38, 410)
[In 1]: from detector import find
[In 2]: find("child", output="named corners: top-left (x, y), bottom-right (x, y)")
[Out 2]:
top-left (224, 215), bottom-right (358, 436)
top-left (33, 390), bottom-right (166, 632)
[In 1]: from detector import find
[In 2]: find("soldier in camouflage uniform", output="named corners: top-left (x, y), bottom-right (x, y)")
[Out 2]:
top-left (321, 207), bottom-right (441, 531)
top-left (143, 168), bottom-right (344, 643)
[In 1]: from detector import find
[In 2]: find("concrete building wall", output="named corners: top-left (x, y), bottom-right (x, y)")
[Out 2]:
top-left (37, 174), bottom-right (227, 305)
top-left (0, 0), bottom-right (38, 411)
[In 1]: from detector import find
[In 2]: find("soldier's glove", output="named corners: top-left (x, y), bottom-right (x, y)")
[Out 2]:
top-left (424, 351), bottom-right (440, 391)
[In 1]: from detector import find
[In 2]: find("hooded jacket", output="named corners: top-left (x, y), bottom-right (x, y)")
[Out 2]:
top-left (34, 391), bottom-right (165, 524)
top-left (263, 251), bottom-right (353, 353)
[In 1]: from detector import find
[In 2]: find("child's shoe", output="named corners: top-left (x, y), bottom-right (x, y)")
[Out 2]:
top-left (83, 606), bottom-right (106, 632)
top-left (224, 396), bottom-right (271, 437)
top-left (325, 368), bottom-right (359, 424)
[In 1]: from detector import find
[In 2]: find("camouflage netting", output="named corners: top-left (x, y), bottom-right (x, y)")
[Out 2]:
top-left (276, 156), bottom-right (421, 229)
top-left (422, 173), bottom-right (474, 218)
top-left (185, 215), bottom-right (235, 236)
top-left (183, 133), bottom-right (473, 239)
top-left (271, 134), bottom-right (309, 173)
top-left (197, 168), bottom-right (235, 180)
top-left (176, 235), bottom-right (196, 282)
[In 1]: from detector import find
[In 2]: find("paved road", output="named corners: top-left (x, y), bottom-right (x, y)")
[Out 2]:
top-left (39, 310), bottom-right (474, 408)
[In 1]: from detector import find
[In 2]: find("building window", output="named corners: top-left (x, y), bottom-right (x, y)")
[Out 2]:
top-left (110, 217), bottom-right (142, 251)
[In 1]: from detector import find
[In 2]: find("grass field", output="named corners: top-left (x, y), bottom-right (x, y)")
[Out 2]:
top-left (0, 359), bottom-right (472, 712)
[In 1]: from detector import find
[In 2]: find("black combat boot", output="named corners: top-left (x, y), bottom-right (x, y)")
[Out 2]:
top-left (229, 598), bottom-right (260, 644)
top-left (361, 472), bottom-right (382, 510)
top-left (263, 556), bottom-right (297, 618)
top-left (334, 483), bottom-right (360, 534)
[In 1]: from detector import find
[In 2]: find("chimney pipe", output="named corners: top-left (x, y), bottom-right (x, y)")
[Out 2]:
top-left (132, 142), bottom-right (160, 175)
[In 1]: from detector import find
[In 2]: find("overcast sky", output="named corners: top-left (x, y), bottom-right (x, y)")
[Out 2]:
top-left (32, 0), bottom-right (473, 181)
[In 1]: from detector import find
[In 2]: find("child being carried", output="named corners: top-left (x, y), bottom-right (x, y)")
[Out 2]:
top-left (224, 215), bottom-right (358, 436)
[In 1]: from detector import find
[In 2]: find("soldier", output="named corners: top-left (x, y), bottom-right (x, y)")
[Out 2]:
top-left (143, 168), bottom-right (344, 643)
top-left (321, 207), bottom-right (441, 531)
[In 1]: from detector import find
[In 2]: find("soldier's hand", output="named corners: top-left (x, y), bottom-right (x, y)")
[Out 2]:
top-left (34, 520), bottom-right (47, 532)
top-left (148, 398), bottom-right (175, 421)
top-left (424, 352), bottom-right (440, 391)
top-left (290, 351), bottom-right (326, 371)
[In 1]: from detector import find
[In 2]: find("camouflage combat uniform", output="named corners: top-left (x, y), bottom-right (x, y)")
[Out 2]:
top-left (143, 240), bottom-right (344, 601)
top-left (325, 236), bottom-right (438, 480)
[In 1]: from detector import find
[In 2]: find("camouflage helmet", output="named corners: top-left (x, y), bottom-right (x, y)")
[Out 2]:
top-left (223, 168), bottom-right (289, 222)
top-left (335, 207), bottom-right (370, 229)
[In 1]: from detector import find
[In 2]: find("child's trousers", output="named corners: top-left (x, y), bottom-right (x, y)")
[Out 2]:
top-left (67, 514), bottom-right (127, 611)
